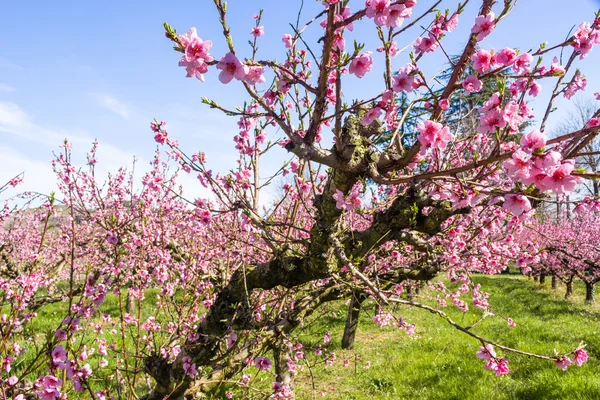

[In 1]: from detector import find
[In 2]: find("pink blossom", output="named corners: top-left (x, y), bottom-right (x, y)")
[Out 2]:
top-left (493, 47), bottom-right (517, 67)
top-left (476, 344), bottom-right (496, 361)
top-left (385, 4), bottom-right (411, 28)
top-left (393, 65), bottom-right (416, 92)
top-left (255, 356), bottom-right (272, 371)
top-left (332, 33), bottom-right (345, 51)
top-left (486, 358), bottom-right (510, 376)
top-left (349, 52), bottom-right (374, 78)
top-left (528, 81), bottom-right (542, 97)
top-left (414, 34), bottom-right (439, 54)
top-left (555, 356), bottom-right (572, 370)
top-left (462, 75), bottom-right (483, 93)
top-left (480, 92), bottom-right (502, 113)
top-left (244, 66), bottom-right (266, 85)
top-left (362, 107), bottom-right (382, 125)
top-left (540, 162), bottom-right (582, 195)
top-left (503, 194), bottom-right (532, 216)
top-left (585, 117), bottom-right (599, 128)
top-left (572, 22), bottom-right (600, 58)
top-left (520, 130), bottom-right (546, 153)
top-left (472, 12), bottom-right (495, 41)
top-left (471, 49), bottom-right (492, 73)
top-left (365, 0), bottom-right (391, 26)
top-left (335, 7), bottom-right (354, 31)
top-left (216, 53), bottom-right (248, 84)
top-left (282, 34), bottom-right (294, 48)
top-left (177, 28), bottom-right (214, 81)
top-left (478, 110), bottom-right (506, 133)
top-left (564, 72), bottom-right (587, 99)
top-left (503, 150), bottom-right (531, 181)
top-left (417, 120), bottom-right (453, 152)
top-left (439, 98), bottom-right (450, 110)
top-left (444, 13), bottom-right (459, 32)
top-left (549, 57), bottom-right (566, 76)
top-left (595, 92), bottom-right (600, 100)
top-left (51, 345), bottom-right (67, 366)
top-left (227, 331), bottom-right (238, 348)
top-left (507, 318), bottom-right (516, 328)
top-left (573, 349), bottom-right (588, 366)
top-left (251, 26), bottom-right (264, 37)
top-left (36, 376), bottom-right (63, 400)
top-left (513, 53), bottom-right (533, 75)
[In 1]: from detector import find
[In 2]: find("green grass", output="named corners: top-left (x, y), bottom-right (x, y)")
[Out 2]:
top-left (8, 275), bottom-right (600, 399)
top-left (289, 275), bottom-right (600, 400)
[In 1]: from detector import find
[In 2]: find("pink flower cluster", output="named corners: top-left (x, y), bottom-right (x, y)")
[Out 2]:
top-left (555, 349), bottom-right (588, 370)
top-left (393, 63), bottom-right (420, 93)
top-left (476, 345), bottom-right (510, 376)
top-left (332, 183), bottom-right (363, 211)
top-left (349, 51), bottom-right (374, 78)
top-left (177, 28), bottom-right (214, 81)
top-left (503, 130), bottom-right (582, 196)
top-left (416, 120), bottom-right (453, 153)
top-left (470, 47), bottom-right (526, 74)
top-left (413, 10), bottom-right (458, 54)
top-left (471, 12), bottom-right (495, 41)
top-left (364, 0), bottom-right (416, 28)
top-left (572, 21), bottom-right (600, 59)
top-left (151, 120), bottom-right (169, 145)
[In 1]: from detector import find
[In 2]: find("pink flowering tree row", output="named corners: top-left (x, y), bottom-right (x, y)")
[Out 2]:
top-left (2, 0), bottom-right (600, 399)
top-left (520, 202), bottom-right (600, 303)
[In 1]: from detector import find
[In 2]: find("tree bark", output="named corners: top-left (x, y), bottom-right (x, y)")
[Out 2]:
top-left (341, 292), bottom-right (367, 350)
top-left (585, 282), bottom-right (595, 304)
top-left (539, 273), bottom-right (546, 285)
top-left (565, 277), bottom-right (574, 299)
top-left (274, 342), bottom-right (294, 390)
top-left (551, 275), bottom-right (557, 289)
top-left (126, 290), bottom-right (136, 314)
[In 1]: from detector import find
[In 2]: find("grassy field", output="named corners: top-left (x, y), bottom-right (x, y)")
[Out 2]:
top-left (11, 274), bottom-right (600, 399)
top-left (289, 275), bottom-right (600, 400)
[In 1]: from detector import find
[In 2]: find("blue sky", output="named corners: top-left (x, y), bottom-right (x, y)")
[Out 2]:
top-left (1, 0), bottom-right (599, 201)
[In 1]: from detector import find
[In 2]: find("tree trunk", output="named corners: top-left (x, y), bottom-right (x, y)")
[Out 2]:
top-left (539, 273), bottom-right (546, 285)
top-left (273, 342), bottom-right (294, 391)
top-left (585, 282), bottom-right (596, 304)
top-left (565, 277), bottom-right (574, 299)
top-left (341, 292), bottom-right (367, 350)
top-left (551, 275), bottom-right (557, 289)
top-left (126, 290), bottom-right (136, 314)
top-left (533, 275), bottom-right (539, 283)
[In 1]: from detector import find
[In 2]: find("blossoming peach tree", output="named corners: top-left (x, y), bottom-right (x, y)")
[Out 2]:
top-left (521, 204), bottom-right (600, 304)
top-left (2, 0), bottom-right (600, 399)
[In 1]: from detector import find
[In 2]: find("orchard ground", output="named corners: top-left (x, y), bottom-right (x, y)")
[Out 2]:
top-left (19, 273), bottom-right (600, 399)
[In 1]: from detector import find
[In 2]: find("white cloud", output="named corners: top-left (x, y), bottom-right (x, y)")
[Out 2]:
top-left (0, 146), bottom-right (57, 198)
top-left (89, 93), bottom-right (130, 118)
top-left (0, 101), bottom-right (142, 196)
top-left (0, 102), bottom-right (28, 128)
top-left (0, 101), bottom-right (220, 204)
top-left (0, 83), bottom-right (15, 93)
top-left (0, 59), bottom-right (23, 70)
